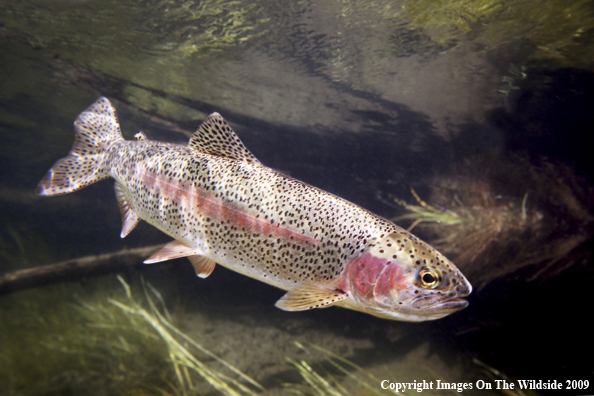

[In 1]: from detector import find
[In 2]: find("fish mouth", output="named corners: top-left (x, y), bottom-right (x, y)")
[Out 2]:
top-left (412, 295), bottom-right (469, 312)
top-left (411, 277), bottom-right (472, 312)
top-left (434, 297), bottom-right (469, 311)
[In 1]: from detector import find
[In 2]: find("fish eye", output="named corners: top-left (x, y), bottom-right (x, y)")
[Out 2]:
top-left (418, 268), bottom-right (441, 289)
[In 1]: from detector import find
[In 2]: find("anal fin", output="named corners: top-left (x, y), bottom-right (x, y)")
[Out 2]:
top-left (188, 255), bottom-right (216, 278)
top-left (275, 284), bottom-right (348, 311)
top-left (144, 241), bottom-right (203, 264)
top-left (115, 182), bottom-right (140, 238)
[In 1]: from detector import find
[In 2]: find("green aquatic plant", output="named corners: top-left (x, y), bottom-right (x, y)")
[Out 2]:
top-left (389, 153), bottom-right (593, 290)
top-left (0, 275), bottom-right (263, 396)
top-left (108, 275), bottom-right (264, 396)
top-left (284, 342), bottom-right (394, 396)
top-left (1, 276), bottom-right (390, 396)
top-left (2, 271), bottom-right (536, 396)
top-left (391, 187), bottom-right (465, 232)
top-left (0, 282), bottom-right (157, 395)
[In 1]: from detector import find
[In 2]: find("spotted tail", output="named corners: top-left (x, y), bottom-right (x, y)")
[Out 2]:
top-left (36, 97), bottom-right (123, 196)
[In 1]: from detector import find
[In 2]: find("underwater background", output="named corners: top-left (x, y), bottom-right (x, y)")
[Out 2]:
top-left (1, 0), bottom-right (593, 395)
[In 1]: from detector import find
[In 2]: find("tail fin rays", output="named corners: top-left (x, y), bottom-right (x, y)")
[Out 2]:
top-left (36, 97), bottom-right (123, 196)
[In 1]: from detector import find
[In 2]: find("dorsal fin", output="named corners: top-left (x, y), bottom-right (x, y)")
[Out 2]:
top-left (188, 113), bottom-right (260, 164)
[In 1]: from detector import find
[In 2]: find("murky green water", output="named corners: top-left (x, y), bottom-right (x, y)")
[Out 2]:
top-left (1, 0), bottom-right (593, 395)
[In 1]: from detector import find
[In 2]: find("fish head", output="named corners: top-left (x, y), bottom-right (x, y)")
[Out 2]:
top-left (340, 231), bottom-right (472, 321)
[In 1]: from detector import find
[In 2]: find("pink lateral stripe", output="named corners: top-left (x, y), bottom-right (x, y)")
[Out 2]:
top-left (136, 166), bottom-right (316, 245)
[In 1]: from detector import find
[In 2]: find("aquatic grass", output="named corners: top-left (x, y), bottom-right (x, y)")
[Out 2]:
top-left (390, 183), bottom-right (538, 289)
top-left (106, 275), bottom-right (264, 396)
top-left (285, 357), bottom-right (346, 396)
top-left (2, 274), bottom-right (505, 396)
top-left (284, 342), bottom-right (396, 396)
top-left (391, 187), bottom-right (464, 231)
top-left (0, 275), bottom-right (264, 396)
top-left (0, 282), bottom-right (162, 395)
top-left (388, 155), bottom-right (593, 290)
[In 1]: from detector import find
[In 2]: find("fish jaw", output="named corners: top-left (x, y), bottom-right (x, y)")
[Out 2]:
top-left (337, 232), bottom-right (472, 321)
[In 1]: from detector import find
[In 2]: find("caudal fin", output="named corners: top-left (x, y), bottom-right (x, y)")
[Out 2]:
top-left (36, 97), bottom-right (123, 196)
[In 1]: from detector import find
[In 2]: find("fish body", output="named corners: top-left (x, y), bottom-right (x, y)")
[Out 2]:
top-left (37, 97), bottom-right (471, 321)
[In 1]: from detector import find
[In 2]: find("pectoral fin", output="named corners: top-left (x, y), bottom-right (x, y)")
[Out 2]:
top-left (144, 241), bottom-right (203, 264)
top-left (275, 284), bottom-right (348, 311)
top-left (188, 255), bottom-right (216, 278)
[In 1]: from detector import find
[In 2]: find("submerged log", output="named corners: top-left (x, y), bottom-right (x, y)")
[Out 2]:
top-left (0, 245), bottom-right (164, 294)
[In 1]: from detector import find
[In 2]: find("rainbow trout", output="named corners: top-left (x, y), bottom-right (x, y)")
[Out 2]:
top-left (37, 97), bottom-right (471, 321)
